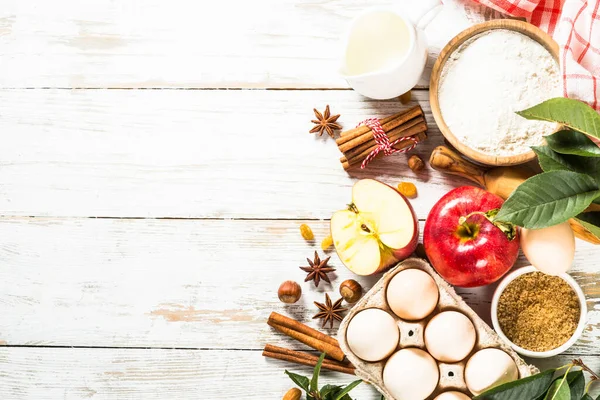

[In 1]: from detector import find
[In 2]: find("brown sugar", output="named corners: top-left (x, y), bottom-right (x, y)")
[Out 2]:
top-left (497, 272), bottom-right (580, 352)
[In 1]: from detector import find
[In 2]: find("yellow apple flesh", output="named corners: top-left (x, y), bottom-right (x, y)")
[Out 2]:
top-left (331, 179), bottom-right (419, 275)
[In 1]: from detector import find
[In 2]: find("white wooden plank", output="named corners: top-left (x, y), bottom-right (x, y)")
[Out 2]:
top-left (0, 0), bottom-right (384, 89)
top-left (0, 88), bottom-right (468, 219)
top-left (0, 0), bottom-right (503, 89)
top-left (0, 217), bottom-right (598, 357)
top-left (0, 348), bottom-right (597, 399)
top-left (0, 348), bottom-right (380, 399)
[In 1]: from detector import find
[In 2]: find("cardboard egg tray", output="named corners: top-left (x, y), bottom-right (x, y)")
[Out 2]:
top-left (337, 258), bottom-right (538, 399)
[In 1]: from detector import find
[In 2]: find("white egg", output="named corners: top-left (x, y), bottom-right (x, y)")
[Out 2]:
top-left (434, 391), bottom-right (471, 400)
top-left (465, 348), bottom-right (519, 395)
top-left (386, 268), bottom-right (439, 320)
top-left (346, 308), bottom-right (399, 361)
top-left (383, 348), bottom-right (439, 400)
top-left (520, 221), bottom-right (575, 275)
top-left (425, 311), bottom-right (476, 362)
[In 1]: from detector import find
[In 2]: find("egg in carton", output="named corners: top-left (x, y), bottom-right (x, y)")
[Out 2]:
top-left (337, 257), bottom-right (538, 400)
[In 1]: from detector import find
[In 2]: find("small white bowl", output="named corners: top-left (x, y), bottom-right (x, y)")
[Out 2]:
top-left (491, 266), bottom-right (587, 358)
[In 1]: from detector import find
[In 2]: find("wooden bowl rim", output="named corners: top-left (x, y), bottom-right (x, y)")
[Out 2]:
top-left (429, 19), bottom-right (560, 167)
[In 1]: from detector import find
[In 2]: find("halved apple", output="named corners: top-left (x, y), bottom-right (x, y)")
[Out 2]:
top-left (331, 179), bottom-right (419, 275)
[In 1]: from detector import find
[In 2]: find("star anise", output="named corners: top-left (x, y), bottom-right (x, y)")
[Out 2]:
top-left (309, 105), bottom-right (342, 138)
top-left (300, 251), bottom-right (335, 287)
top-left (313, 293), bottom-right (347, 329)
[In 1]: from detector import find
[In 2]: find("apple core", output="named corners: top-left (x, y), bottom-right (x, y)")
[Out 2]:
top-left (332, 179), bottom-right (418, 275)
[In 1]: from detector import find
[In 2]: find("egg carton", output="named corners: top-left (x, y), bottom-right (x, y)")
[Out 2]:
top-left (337, 258), bottom-right (538, 399)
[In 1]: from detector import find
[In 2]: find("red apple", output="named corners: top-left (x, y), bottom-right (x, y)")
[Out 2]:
top-left (423, 186), bottom-right (519, 287)
top-left (331, 179), bottom-right (419, 275)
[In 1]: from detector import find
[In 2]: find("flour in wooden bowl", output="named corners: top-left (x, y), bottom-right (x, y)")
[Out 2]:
top-left (438, 29), bottom-right (560, 157)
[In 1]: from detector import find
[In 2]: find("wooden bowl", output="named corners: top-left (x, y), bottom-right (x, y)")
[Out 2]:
top-left (429, 19), bottom-right (559, 166)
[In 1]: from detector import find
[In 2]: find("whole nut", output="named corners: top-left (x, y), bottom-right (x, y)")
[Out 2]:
top-left (408, 155), bottom-right (424, 172)
top-left (339, 279), bottom-right (362, 303)
top-left (278, 281), bottom-right (302, 304)
top-left (282, 388), bottom-right (302, 400)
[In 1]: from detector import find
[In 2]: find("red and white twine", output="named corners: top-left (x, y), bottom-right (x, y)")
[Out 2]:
top-left (357, 118), bottom-right (418, 169)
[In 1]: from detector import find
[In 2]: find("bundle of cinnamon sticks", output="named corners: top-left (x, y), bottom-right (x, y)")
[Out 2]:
top-left (263, 312), bottom-right (355, 375)
top-left (336, 105), bottom-right (428, 170)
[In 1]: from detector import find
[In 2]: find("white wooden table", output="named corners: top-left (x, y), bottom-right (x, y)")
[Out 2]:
top-left (0, 1), bottom-right (598, 398)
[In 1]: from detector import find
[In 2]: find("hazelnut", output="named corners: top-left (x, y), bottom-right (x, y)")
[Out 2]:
top-left (278, 281), bottom-right (302, 304)
top-left (339, 279), bottom-right (362, 303)
top-left (408, 155), bottom-right (424, 172)
top-left (282, 388), bottom-right (302, 400)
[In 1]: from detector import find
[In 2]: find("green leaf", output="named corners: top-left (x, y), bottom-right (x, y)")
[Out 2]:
top-left (581, 395), bottom-right (594, 400)
top-left (474, 369), bottom-right (555, 400)
top-left (320, 384), bottom-right (341, 398)
top-left (285, 370), bottom-right (310, 392)
top-left (574, 212), bottom-right (600, 239)
top-left (517, 97), bottom-right (600, 139)
top-left (333, 380), bottom-right (362, 400)
top-left (532, 146), bottom-right (600, 174)
top-left (533, 146), bottom-right (572, 172)
top-left (496, 171), bottom-right (600, 228)
top-left (319, 385), bottom-right (341, 396)
top-left (310, 353), bottom-right (326, 393)
top-left (566, 370), bottom-right (585, 399)
top-left (546, 129), bottom-right (600, 157)
top-left (543, 378), bottom-right (570, 400)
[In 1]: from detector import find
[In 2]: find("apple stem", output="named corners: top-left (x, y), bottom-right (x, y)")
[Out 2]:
top-left (458, 218), bottom-right (473, 235)
top-left (459, 209), bottom-right (518, 241)
top-left (458, 212), bottom-right (486, 226)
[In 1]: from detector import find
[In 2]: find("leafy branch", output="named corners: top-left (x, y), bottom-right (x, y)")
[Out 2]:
top-left (475, 359), bottom-right (600, 400)
top-left (496, 98), bottom-right (600, 239)
top-left (285, 353), bottom-right (362, 400)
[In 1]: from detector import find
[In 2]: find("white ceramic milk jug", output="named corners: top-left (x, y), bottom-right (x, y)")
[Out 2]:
top-left (340, 7), bottom-right (430, 100)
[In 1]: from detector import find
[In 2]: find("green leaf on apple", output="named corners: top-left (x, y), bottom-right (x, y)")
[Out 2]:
top-left (496, 171), bottom-right (600, 229)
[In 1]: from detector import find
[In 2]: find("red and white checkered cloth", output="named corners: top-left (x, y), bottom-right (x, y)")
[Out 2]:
top-left (472, 0), bottom-right (600, 111)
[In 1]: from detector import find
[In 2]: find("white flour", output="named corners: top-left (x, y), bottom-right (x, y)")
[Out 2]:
top-left (438, 29), bottom-right (561, 156)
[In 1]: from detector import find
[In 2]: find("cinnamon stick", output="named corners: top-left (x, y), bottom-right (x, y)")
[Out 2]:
top-left (341, 131), bottom-right (427, 170)
top-left (267, 320), bottom-right (346, 362)
top-left (264, 344), bottom-right (352, 367)
top-left (336, 105), bottom-right (423, 151)
top-left (342, 116), bottom-right (425, 161)
top-left (342, 122), bottom-right (427, 164)
top-left (263, 348), bottom-right (355, 375)
top-left (268, 312), bottom-right (339, 347)
top-left (338, 113), bottom-right (398, 138)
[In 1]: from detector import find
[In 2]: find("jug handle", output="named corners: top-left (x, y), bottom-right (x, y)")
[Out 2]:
top-left (399, 0), bottom-right (443, 31)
